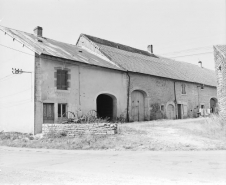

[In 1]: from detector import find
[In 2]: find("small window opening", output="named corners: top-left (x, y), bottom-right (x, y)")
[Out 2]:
top-left (58, 104), bottom-right (67, 118)
top-left (181, 84), bottom-right (186, 94)
top-left (160, 105), bottom-right (164, 111)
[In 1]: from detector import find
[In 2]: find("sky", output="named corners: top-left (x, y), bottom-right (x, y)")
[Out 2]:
top-left (0, 0), bottom-right (225, 70)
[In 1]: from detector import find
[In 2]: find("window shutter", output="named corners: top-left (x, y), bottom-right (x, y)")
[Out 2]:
top-left (57, 70), bottom-right (61, 89)
top-left (65, 71), bottom-right (68, 90)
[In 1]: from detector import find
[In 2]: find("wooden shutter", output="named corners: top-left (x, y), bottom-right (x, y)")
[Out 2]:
top-left (57, 70), bottom-right (61, 89)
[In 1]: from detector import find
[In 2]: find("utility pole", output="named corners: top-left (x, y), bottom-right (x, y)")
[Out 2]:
top-left (12, 68), bottom-right (33, 101)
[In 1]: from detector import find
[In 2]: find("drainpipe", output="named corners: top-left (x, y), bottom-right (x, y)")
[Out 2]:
top-left (126, 71), bottom-right (130, 122)
top-left (174, 81), bottom-right (178, 119)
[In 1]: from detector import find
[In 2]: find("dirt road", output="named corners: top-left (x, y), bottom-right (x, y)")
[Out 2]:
top-left (0, 146), bottom-right (225, 185)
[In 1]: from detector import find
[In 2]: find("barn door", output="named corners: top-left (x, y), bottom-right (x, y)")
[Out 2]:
top-left (167, 104), bottom-right (175, 119)
top-left (43, 103), bottom-right (54, 123)
top-left (131, 91), bottom-right (145, 121)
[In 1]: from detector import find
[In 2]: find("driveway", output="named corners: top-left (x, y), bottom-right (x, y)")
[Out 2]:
top-left (0, 146), bottom-right (225, 185)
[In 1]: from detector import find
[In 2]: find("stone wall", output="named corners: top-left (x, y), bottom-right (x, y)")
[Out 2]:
top-left (214, 47), bottom-right (226, 120)
top-left (42, 123), bottom-right (117, 136)
top-left (129, 73), bottom-right (217, 120)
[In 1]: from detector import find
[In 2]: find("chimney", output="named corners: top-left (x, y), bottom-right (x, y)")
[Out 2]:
top-left (147, 45), bottom-right (153, 54)
top-left (198, 61), bottom-right (203, 68)
top-left (33, 26), bottom-right (43, 37)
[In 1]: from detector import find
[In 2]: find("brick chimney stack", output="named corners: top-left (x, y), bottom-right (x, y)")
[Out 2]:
top-left (147, 45), bottom-right (153, 54)
top-left (33, 26), bottom-right (43, 37)
top-left (198, 61), bottom-right (203, 68)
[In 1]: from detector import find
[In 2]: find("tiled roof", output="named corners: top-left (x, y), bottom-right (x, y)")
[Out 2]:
top-left (88, 41), bottom-right (217, 87)
top-left (215, 45), bottom-right (226, 58)
top-left (0, 26), bottom-right (122, 71)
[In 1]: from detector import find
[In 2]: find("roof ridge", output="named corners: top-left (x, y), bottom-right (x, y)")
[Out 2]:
top-left (81, 33), bottom-right (158, 58)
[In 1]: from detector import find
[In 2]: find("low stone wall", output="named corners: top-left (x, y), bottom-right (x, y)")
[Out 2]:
top-left (42, 123), bottom-right (117, 136)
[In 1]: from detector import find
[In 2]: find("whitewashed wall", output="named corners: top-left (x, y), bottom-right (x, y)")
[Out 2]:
top-left (0, 31), bottom-right (35, 133)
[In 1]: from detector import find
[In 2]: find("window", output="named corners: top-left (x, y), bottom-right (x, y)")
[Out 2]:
top-left (57, 69), bottom-right (68, 90)
top-left (181, 84), bottom-right (186, 94)
top-left (160, 105), bottom-right (164, 111)
top-left (58, 104), bottom-right (67, 118)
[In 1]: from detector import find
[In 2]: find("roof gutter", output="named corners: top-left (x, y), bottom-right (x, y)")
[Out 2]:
top-left (126, 71), bottom-right (130, 122)
top-left (174, 81), bottom-right (178, 119)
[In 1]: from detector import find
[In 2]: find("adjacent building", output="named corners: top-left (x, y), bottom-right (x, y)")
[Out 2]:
top-left (214, 45), bottom-right (226, 119)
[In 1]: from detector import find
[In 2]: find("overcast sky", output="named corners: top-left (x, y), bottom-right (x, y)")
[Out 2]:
top-left (0, 0), bottom-right (225, 70)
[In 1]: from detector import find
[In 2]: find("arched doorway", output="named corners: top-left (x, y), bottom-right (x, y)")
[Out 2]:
top-left (210, 98), bottom-right (218, 113)
top-left (96, 94), bottom-right (116, 121)
top-left (131, 90), bottom-right (145, 121)
top-left (167, 104), bottom-right (175, 119)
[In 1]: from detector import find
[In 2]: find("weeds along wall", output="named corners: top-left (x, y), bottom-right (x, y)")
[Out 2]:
top-left (42, 123), bottom-right (117, 136)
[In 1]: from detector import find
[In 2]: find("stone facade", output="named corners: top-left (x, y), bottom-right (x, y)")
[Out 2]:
top-left (214, 46), bottom-right (226, 119)
top-left (42, 123), bottom-right (117, 136)
top-left (128, 73), bottom-right (217, 121)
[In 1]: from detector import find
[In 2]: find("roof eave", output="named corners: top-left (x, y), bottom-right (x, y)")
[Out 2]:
top-left (0, 26), bottom-right (42, 55)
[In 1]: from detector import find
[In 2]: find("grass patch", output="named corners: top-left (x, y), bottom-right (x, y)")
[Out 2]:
top-left (0, 116), bottom-right (226, 151)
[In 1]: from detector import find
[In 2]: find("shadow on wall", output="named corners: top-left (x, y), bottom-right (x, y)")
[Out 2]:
top-left (150, 103), bottom-right (166, 120)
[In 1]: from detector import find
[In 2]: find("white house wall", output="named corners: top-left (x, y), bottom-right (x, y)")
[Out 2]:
top-left (0, 31), bottom-right (35, 133)
top-left (34, 55), bottom-right (127, 133)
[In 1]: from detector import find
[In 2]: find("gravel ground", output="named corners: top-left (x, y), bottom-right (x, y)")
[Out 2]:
top-left (0, 146), bottom-right (226, 185)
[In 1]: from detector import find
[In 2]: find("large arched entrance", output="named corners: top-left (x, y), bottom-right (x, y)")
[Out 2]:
top-left (131, 90), bottom-right (146, 121)
top-left (210, 98), bottom-right (218, 113)
top-left (96, 94), bottom-right (116, 121)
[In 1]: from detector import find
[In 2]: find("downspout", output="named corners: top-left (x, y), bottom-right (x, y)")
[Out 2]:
top-left (174, 81), bottom-right (178, 119)
top-left (126, 71), bottom-right (130, 122)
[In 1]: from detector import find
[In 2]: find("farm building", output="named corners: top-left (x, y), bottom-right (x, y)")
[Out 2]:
top-left (0, 25), bottom-right (217, 134)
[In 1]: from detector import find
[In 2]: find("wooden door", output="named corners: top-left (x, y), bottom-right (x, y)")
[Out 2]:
top-left (167, 104), bottom-right (174, 119)
top-left (131, 91), bottom-right (145, 121)
top-left (178, 104), bottom-right (182, 119)
top-left (43, 103), bottom-right (54, 123)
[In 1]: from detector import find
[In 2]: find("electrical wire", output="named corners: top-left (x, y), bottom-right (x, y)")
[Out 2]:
top-left (0, 99), bottom-right (31, 109)
top-left (0, 88), bottom-right (31, 99)
top-left (0, 74), bottom-right (14, 81)
top-left (169, 51), bottom-right (213, 58)
top-left (159, 46), bottom-right (212, 56)
top-left (0, 43), bottom-right (34, 56)
top-left (0, 73), bottom-right (23, 83)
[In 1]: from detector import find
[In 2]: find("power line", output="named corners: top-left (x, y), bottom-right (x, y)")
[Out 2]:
top-left (169, 51), bottom-right (213, 59)
top-left (0, 88), bottom-right (31, 99)
top-left (159, 46), bottom-right (212, 56)
top-left (0, 73), bottom-right (23, 83)
top-left (0, 43), bottom-right (34, 56)
top-left (0, 74), bottom-right (14, 81)
top-left (0, 99), bottom-right (31, 109)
